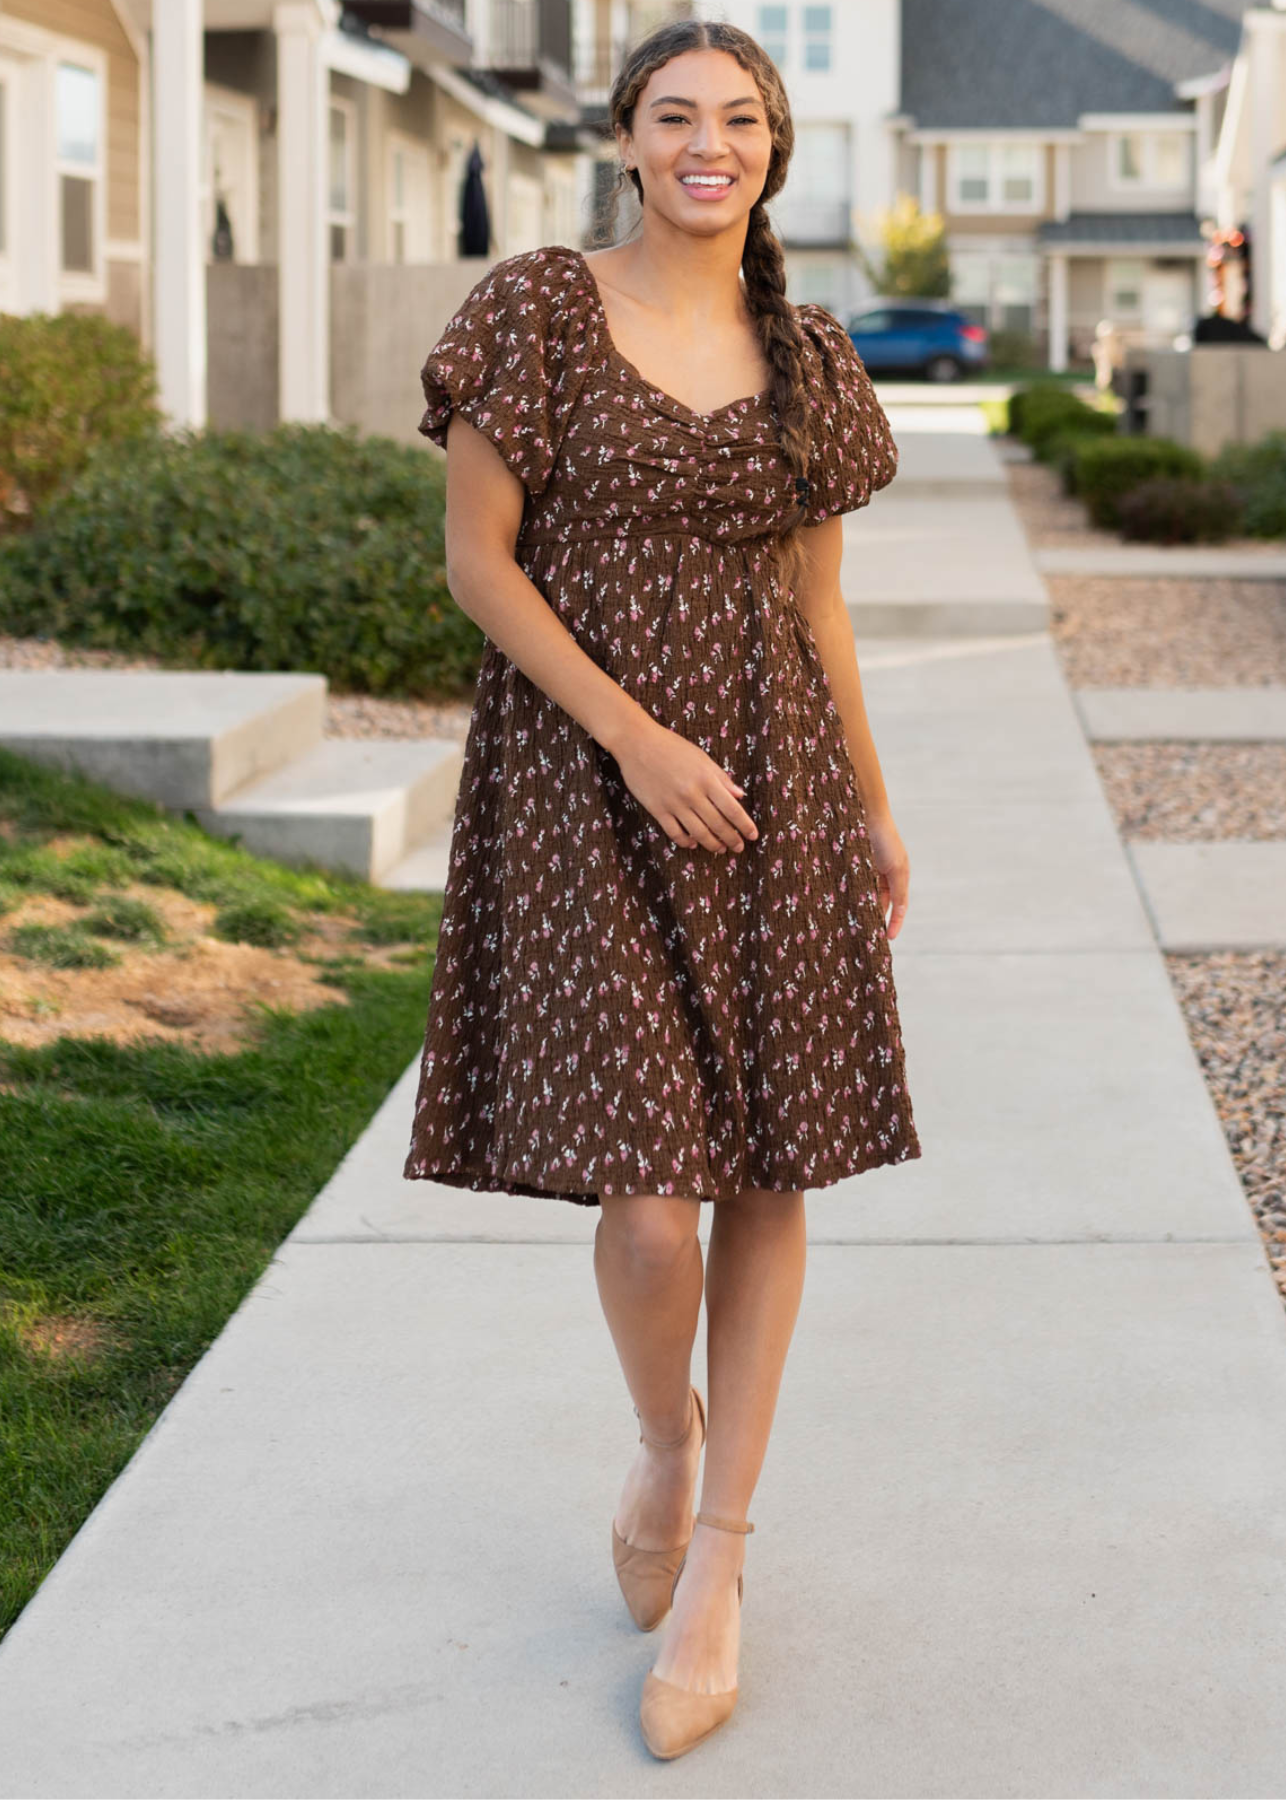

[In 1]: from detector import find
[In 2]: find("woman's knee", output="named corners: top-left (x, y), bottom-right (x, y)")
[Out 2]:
top-left (597, 1193), bottom-right (700, 1281)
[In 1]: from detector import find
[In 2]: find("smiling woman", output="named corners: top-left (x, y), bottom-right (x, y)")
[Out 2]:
top-left (401, 13), bottom-right (919, 1766)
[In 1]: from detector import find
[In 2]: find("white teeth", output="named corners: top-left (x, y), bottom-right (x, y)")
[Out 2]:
top-left (681, 176), bottom-right (732, 188)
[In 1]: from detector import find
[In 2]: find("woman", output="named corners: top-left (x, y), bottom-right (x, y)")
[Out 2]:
top-left (403, 18), bottom-right (922, 1760)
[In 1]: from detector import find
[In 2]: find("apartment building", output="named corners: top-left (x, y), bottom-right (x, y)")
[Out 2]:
top-left (0, 0), bottom-right (592, 431)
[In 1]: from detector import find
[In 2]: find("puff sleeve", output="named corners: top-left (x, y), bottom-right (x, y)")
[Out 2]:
top-left (795, 302), bottom-right (900, 524)
top-left (417, 247), bottom-right (587, 498)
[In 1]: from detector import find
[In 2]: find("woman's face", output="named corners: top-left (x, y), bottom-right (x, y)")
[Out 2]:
top-left (618, 49), bottom-right (774, 240)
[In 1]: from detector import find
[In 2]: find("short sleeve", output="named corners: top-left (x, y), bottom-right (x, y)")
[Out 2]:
top-left (417, 247), bottom-right (588, 498)
top-left (795, 302), bottom-right (899, 524)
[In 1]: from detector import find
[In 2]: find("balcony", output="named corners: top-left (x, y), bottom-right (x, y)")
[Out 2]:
top-left (341, 1), bottom-right (472, 68)
top-left (774, 198), bottom-right (852, 250)
top-left (480, 0), bottom-right (579, 120)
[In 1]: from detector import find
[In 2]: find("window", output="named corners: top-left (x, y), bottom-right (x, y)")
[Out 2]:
top-left (803, 5), bottom-right (832, 73)
top-left (998, 144), bottom-right (1037, 205)
top-left (783, 121), bottom-right (850, 243)
top-left (328, 98), bottom-right (355, 263)
top-left (56, 60), bottom-right (101, 277)
top-left (956, 145), bottom-right (989, 205)
top-left (387, 135), bottom-right (431, 263)
top-left (1107, 258), bottom-right (1145, 316)
top-left (1153, 132), bottom-right (1187, 187)
top-left (993, 253), bottom-right (1038, 330)
top-left (1116, 133), bottom-right (1143, 183)
top-left (949, 141), bottom-right (1042, 213)
top-left (949, 248), bottom-right (1038, 331)
top-left (757, 5), bottom-right (787, 64)
top-left (1110, 130), bottom-right (1190, 191)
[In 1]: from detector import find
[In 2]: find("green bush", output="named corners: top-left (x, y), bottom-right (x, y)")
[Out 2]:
top-left (1019, 389), bottom-right (1117, 459)
top-left (1039, 414), bottom-right (1120, 491)
top-left (1208, 430), bottom-right (1286, 538)
top-left (1007, 380), bottom-right (1071, 437)
top-left (0, 423), bottom-right (483, 698)
top-left (1117, 476), bottom-right (1244, 544)
top-left (0, 312), bottom-right (161, 531)
top-left (1073, 436), bottom-right (1207, 529)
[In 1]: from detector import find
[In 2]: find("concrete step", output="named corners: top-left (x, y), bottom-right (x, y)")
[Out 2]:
top-left (192, 737), bottom-right (465, 883)
top-left (0, 669), bottom-right (326, 809)
top-left (1036, 546), bottom-right (1286, 580)
top-left (1127, 840), bottom-right (1286, 950)
top-left (378, 818), bottom-right (455, 891)
top-left (1075, 686), bottom-right (1286, 742)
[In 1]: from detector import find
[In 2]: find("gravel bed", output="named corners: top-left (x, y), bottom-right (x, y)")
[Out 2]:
top-left (0, 634), bottom-right (476, 743)
top-left (1164, 951), bottom-right (1286, 1299)
top-left (1049, 575), bottom-right (1286, 687)
top-left (1093, 744), bottom-right (1286, 841)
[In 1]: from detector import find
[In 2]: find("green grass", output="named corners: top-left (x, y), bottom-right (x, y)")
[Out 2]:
top-left (0, 745), bottom-right (442, 1642)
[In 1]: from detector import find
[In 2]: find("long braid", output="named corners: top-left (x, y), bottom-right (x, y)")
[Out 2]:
top-left (588, 19), bottom-right (815, 593)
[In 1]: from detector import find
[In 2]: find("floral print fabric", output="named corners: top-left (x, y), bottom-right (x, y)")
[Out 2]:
top-left (403, 243), bottom-right (921, 1205)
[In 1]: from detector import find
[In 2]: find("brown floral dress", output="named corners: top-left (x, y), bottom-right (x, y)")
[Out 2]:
top-left (402, 243), bottom-right (922, 1206)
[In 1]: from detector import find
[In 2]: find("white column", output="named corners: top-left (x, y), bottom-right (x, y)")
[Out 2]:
top-left (1247, 12), bottom-right (1281, 340)
top-left (1048, 251), bottom-right (1069, 371)
top-left (152, 0), bottom-right (205, 428)
top-left (274, 1), bottom-right (335, 422)
top-left (1053, 142), bottom-right (1071, 221)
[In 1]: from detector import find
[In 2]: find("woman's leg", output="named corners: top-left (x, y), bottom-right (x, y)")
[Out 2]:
top-left (595, 1192), bottom-right (704, 1551)
top-left (650, 1186), bottom-right (808, 1693)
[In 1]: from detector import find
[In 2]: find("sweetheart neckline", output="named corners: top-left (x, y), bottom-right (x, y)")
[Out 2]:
top-left (567, 247), bottom-right (773, 424)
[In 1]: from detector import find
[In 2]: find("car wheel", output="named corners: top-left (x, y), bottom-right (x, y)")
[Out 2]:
top-left (924, 354), bottom-right (962, 382)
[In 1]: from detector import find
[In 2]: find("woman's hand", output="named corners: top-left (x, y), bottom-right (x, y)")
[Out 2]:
top-left (613, 716), bottom-right (758, 854)
top-left (865, 812), bottom-right (910, 940)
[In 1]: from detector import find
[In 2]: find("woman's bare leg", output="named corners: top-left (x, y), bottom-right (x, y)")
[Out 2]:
top-left (595, 1192), bottom-right (704, 1551)
top-left (650, 1186), bottom-right (807, 1693)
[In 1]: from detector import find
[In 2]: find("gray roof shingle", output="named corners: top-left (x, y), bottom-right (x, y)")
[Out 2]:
top-left (901, 0), bottom-right (1249, 130)
top-left (1038, 210), bottom-right (1206, 245)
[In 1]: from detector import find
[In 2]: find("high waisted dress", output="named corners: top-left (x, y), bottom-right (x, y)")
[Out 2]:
top-left (402, 243), bottom-right (922, 1205)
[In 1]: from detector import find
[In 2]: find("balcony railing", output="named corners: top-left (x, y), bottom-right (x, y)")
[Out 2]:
top-left (774, 198), bottom-right (852, 248)
top-left (489, 0), bottom-right (571, 77)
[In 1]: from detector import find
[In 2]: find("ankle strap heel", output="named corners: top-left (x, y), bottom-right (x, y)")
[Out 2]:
top-left (695, 1511), bottom-right (754, 1534)
top-left (634, 1386), bottom-right (702, 1450)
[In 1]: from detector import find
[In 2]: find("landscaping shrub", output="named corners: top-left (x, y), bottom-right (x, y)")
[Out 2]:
top-left (1208, 430), bottom-right (1286, 538)
top-left (1039, 414), bottom-right (1119, 492)
top-left (1073, 436), bottom-right (1207, 529)
top-left (1007, 380), bottom-right (1071, 438)
top-left (1116, 476), bottom-right (1244, 544)
top-left (0, 423), bottom-right (483, 698)
top-left (0, 312), bottom-right (160, 531)
top-left (1020, 390), bottom-right (1117, 459)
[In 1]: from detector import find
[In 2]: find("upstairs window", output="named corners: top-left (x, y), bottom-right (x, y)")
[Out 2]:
top-left (56, 60), bottom-right (101, 278)
top-left (757, 5), bottom-right (788, 65)
top-left (949, 141), bottom-right (1042, 212)
top-left (803, 5), bottom-right (832, 73)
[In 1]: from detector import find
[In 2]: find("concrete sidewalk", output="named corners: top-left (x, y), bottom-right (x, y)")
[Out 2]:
top-left (3, 420), bottom-right (1286, 1798)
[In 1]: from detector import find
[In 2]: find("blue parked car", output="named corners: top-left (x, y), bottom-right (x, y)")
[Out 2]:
top-left (847, 300), bottom-right (989, 382)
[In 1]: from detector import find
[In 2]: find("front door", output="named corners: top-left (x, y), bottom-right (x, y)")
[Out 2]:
top-left (1142, 267), bottom-right (1194, 342)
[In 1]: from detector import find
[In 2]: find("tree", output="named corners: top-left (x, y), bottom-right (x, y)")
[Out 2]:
top-left (855, 193), bottom-right (951, 298)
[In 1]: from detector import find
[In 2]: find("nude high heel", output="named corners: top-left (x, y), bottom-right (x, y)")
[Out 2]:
top-left (639, 1512), bottom-right (754, 1761)
top-left (611, 1384), bottom-right (707, 1632)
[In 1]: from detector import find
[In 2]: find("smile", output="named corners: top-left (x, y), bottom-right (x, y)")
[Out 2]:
top-left (678, 173), bottom-right (736, 197)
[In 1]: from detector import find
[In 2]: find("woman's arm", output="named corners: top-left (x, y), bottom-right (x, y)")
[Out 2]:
top-left (441, 415), bottom-right (758, 857)
top-left (793, 513), bottom-right (911, 940)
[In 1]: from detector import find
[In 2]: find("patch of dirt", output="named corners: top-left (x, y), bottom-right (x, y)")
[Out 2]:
top-left (6, 1308), bottom-right (122, 1363)
top-left (0, 879), bottom-right (422, 1054)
